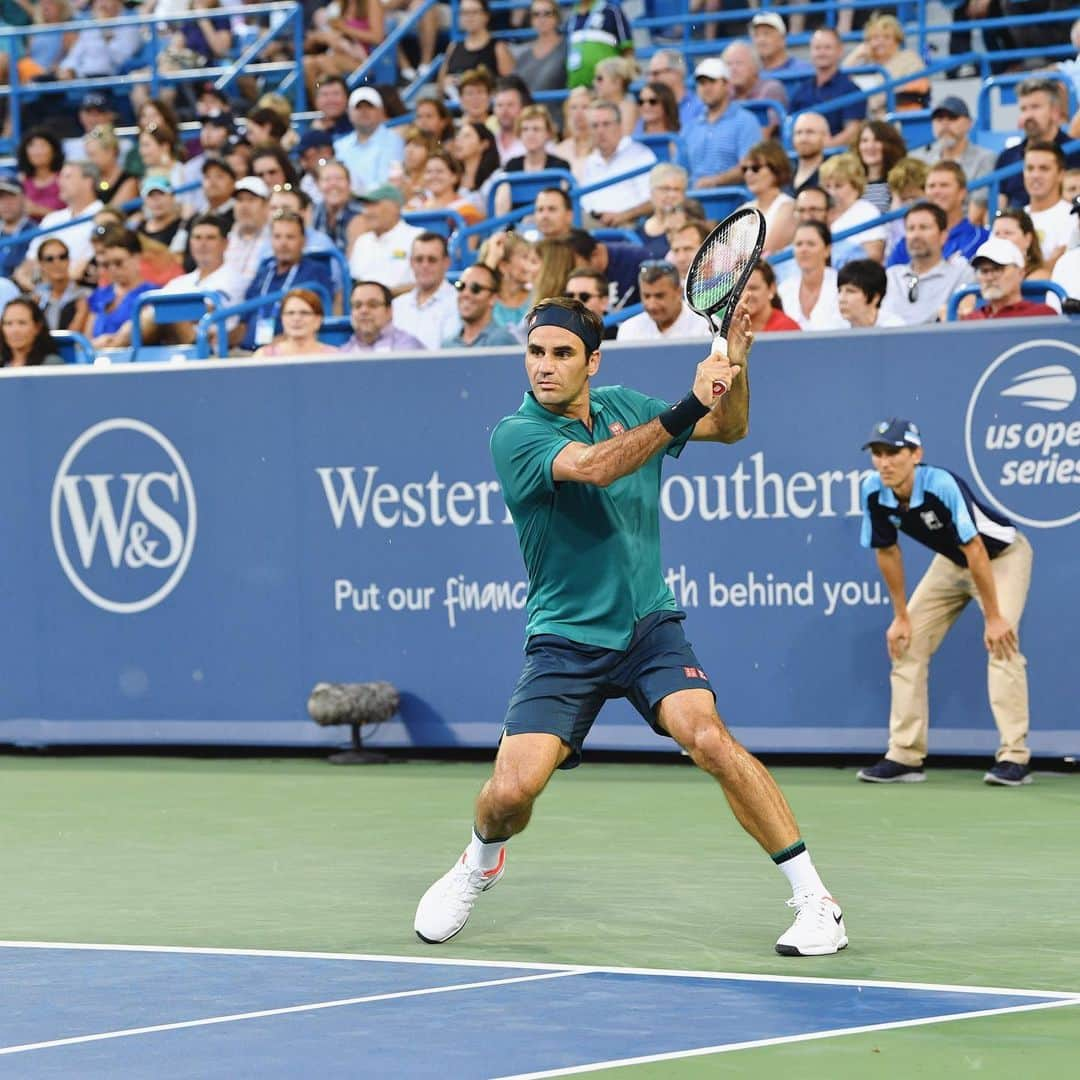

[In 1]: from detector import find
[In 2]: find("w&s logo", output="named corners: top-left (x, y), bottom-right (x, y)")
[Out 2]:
top-left (965, 339), bottom-right (1080, 529)
top-left (50, 419), bottom-right (197, 613)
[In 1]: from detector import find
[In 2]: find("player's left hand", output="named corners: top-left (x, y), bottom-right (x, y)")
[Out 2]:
top-left (725, 300), bottom-right (754, 369)
top-left (983, 614), bottom-right (1018, 660)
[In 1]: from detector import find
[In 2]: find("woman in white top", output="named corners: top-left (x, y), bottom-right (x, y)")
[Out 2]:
top-left (739, 139), bottom-right (795, 255)
top-left (819, 153), bottom-right (886, 265)
top-left (777, 221), bottom-right (846, 331)
top-left (553, 87), bottom-right (595, 182)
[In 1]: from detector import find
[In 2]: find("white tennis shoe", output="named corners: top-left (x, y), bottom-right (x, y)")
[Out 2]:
top-left (775, 891), bottom-right (848, 956)
top-left (414, 849), bottom-right (506, 944)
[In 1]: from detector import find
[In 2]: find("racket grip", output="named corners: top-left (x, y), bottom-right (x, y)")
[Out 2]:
top-left (711, 333), bottom-right (728, 396)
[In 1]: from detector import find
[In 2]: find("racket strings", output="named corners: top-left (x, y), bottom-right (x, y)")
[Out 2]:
top-left (686, 215), bottom-right (762, 313)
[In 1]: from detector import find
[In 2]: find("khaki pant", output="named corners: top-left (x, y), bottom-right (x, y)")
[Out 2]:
top-left (888, 532), bottom-right (1033, 767)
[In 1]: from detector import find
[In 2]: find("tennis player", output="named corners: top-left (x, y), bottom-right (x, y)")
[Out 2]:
top-left (414, 297), bottom-right (848, 956)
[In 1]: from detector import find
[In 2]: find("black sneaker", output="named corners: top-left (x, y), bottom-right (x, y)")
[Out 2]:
top-left (984, 762), bottom-right (1033, 786)
top-left (856, 757), bottom-right (926, 783)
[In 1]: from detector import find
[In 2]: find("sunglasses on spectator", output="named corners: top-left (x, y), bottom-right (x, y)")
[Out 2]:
top-left (564, 290), bottom-right (601, 302)
top-left (454, 280), bottom-right (494, 295)
top-left (638, 259), bottom-right (679, 284)
top-left (903, 273), bottom-right (919, 303)
top-left (40, 253), bottom-right (69, 263)
top-left (741, 163), bottom-right (767, 174)
top-left (638, 95), bottom-right (659, 105)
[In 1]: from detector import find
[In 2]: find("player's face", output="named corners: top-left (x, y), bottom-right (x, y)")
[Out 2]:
top-left (525, 325), bottom-right (599, 412)
top-left (869, 444), bottom-right (922, 491)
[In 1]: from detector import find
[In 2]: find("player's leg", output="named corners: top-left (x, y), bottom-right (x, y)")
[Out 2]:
top-left (474, 732), bottom-right (571, 841)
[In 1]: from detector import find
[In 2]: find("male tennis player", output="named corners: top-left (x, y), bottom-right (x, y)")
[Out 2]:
top-left (414, 297), bottom-right (848, 956)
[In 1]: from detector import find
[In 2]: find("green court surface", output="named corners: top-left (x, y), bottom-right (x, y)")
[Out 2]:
top-left (2, 756), bottom-right (1077, 1077)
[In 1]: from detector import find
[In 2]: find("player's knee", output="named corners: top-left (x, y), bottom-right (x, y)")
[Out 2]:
top-left (681, 716), bottom-right (738, 772)
top-left (485, 773), bottom-right (542, 816)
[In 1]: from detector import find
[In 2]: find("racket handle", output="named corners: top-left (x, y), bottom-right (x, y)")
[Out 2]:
top-left (711, 332), bottom-right (728, 396)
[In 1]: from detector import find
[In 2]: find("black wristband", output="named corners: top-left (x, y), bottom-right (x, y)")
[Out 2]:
top-left (659, 391), bottom-right (710, 437)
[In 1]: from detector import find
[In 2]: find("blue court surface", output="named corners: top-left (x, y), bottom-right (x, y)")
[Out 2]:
top-left (1, 943), bottom-right (1077, 1078)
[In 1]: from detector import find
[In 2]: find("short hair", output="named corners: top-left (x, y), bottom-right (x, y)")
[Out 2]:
top-left (315, 75), bottom-right (348, 95)
top-left (528, 296), bottom-right (603, 350)
top-left (651, 48), bottom-right (686, 74)
top-left (413, 231), bottom-right (449, 257)
top-left (494, 75), bottom-right (532, 106)
top-left (927, 159), bottom-right (968, 188)
top-left (1016, 77), bottom-right (1065, 109)
top-left (565, 228), bottom-right (598, 260)
top-left (648, 162), bottom-right (688, 190)
top-left (317, 159), bottom-right (351, 183)
top-left (352, 280), bottom-right (394, 307)
top-left (459, 65), bottom-right (496, 93)
top-left (425, 148), bottom-right (463, 180)
top-left (744, 139), bottom-right (792, 188)
top-left (905, 200), bottom-right (948, 231)
top-left (564, 267), bottom-right (609, 291)
top-left (863, 13), bottom-right (904, 45)
top-left (594, 56), bottom-right (635, 91)
top-left (188, 213), bottom-right (229, 238)
top-left (516, 104), bottom-right (555, 136)
top-left (1024, 140), bottom-right (1067, 170)
top-left (269, 208), bottom-right (306, 231)
top-left (669, 219), bottom-right (712, 245)
top-left (818, 152), bottom-right (867, 195)
top-left (795, 219), bottom-right (832, 247)
top-left (638, 259), bottom-right (680, 287)
top-left (796, 184), bottom-right (832, 210)
top-left (811, 26), bottom-right (843, 44)
top-left (837, 258), bottom-right (887, 306)
top-left (272, 185), bottom-right (312, 211)
top-left (247, 107), bottom-right (289, 140)
top-left (466, 262), bottom-right (502, 292)
top-left (282, 287), bottom-right (324, 318)
top-left (588, 100), bottom-right (622, 126)
top-left (887, 156), bottom-right (929, 196)
top-left (536, 186), bottom-right (573, 211)
top-left (68, 160), bottom-right (101, 185)
top-left (98, 225), bottom-right (141, 254)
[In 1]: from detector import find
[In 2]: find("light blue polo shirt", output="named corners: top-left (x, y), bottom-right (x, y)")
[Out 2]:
top-left (683, 102), bottom-right (762, 187)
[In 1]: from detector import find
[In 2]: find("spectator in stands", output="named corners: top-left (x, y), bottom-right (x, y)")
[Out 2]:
top-left (452, 121), bottom-right (501, 201)
top-left (750, 12), bottom-right (812, 81)
top-left (393, 127), bottom-right (438, 205)
top-left (267, 185), bottom-right (342, 277)
top-left (842, 13), bottom-right (930, 119)
top-left (1064, 169), bottom-right (1080, 204)
top-left (303, 0), bottom-right (383, 100)
top-left (492, 107), bottom-right (571, 217)
top-left (838, 258), bottom-right (906, 328)
top-left (580, 102), bottom-right (656, 227)
top-left (224, 136), bottom-right (254, 183)
top-left (645, 49), bottom-right (705, 129)
top-left (32, 238), bottom-right (88, 333)
top-left (340, 280), bottom-right (426, 353)
top-left (224, 176), bottom-right (271, 290)
top-left (439, 0), bottom-right (513, 94)
top-left (314, 161), bottom-right (364, 254)
top-left (133, 177), bottom-right (188, 266)
top-left (633, 81), bottom-right (684, 168)
top-left (333, 87), bottom-right (406, 195)
top-left (884, 156), bottom-right (930, 259)
top-left (553, 87), bottom-right (595, 180)
top-left (189, 156), bottom-right (237, 237)
top-left (531, 237), bottom-right (576, 302)
top-left (881, 202), bottom-right (974, 325)
top-left (566, 227), bottom-right (651, 308)
top-left (533, 187), bottom-right (576, 241)
top-left (962, 237), bottom-right (1059, 320)
top-left (458, 66), bottom-right (497, 128)
top-left (310, 76), bottom-right (353, 139)
top-left (819, 153), bottom-right (886, 264)
top-left (82, 127), bottom-right (138, 210)
top-left (245, 108), bottom-right (290, 152)
top-left (240, 211), bottom-right (334, 351)
top-left (18, 161), bottom-right (103, 290)
top-left (993, 209), bottom-right (1050, 279)
top-left (158, 0), bottom-right (231, 73)
top-left (996, 79), bottom-right (1080, 208)
top-left (515, 1), bottom-right (568, 99)
top-left (414, 96), bottom-right (456, 146)
top-left (296, 131), bottom-right (336, 203)
top-left (949, 0), bottom-right (1013, 77)
top-left (0, 298), bottom-right (62, 367)
top-left (181, 114), bottom-right (235, 213)
top-left (562, 268), bottom-right (614, 336)
top-left (593, 56), bottom-right (638, 137)
top-left (0, 177), bottom-right (34, 282)
top-left (566, 0), bottom-right (632, 90)
top-left (889, 161), bottom-right (987, 267)
top-left (722, 40), bottom-right (787, 138)
top-left (684, 58), bottom-right (762, 189)
top-left (56, 0), bottom-right (141, 80)
top-left (87, 227), bottom-right (157, 349)
top-left (742, 259), bottom-right (801, 333)
top-left (1023, 142), bottom-right (1072, 270)
top-left (666, 219), bottom-right (711, 284)
top-left (638, 163), bottom-right (690, 258)
top-left (17, 129), bottom-right (65, 222)
top-left (492, 77), bottom-right (531, 165)
top-left (778, 221), bottom-right (845, 330)
top-left (250, 287), bottom-right (339, 359)
top-left (851, 121), bottom-right (907, 215)
top-left (138, 125), bottom-right (185, 192)
top-left (0, 0), bottom-right (76, 92)
top-left (481, 232), bottom-right (540, 328)
top-left (248, 148), bottom-right (297, 195)
top-left (740, 140), bottom-right (796, 255)
top-left (131, 100), bottom-right (184, 175)
top-left (444, 264), bottom-right (519, 347)
top-left (347, 185), bottom-right (423, 294)
top-left (392, 232), bottom-right (461, 350)
top-left (914, 97), bottom-right (995, 221)
top-left (791, 112), bottom-right (830, 194)
top-left (790, 29), bottom-right (864, 149)
top-left (412, 149), bottom-right (485, 227)
top-left (617, 259), bottom-right (709, 341)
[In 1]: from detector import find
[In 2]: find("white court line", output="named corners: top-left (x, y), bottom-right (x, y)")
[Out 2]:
top-left (492, 998), bottom-right (1080, 1079)
top-left (0, 941), bottom-right (1076, 1000)
top-left (0, 969), bottom-right (588, 1057)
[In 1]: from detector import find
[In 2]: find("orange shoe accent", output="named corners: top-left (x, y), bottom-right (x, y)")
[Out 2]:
top-left (481, 849), bottom-right (506, 877)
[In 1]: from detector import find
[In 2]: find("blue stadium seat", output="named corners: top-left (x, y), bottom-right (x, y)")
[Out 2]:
top-left (131, 290), bottom-right (227, 357)
top-left (685, 187), bottom-right (751, 221)
top-left (485, 169), bottom-right (576, 220)
top-left (50, 330), bottom-right (96, 366)
top-left (739, 98), bottom-right (788, 134)
top-left (946, 280), bottom-right (1068, 321)
top-left (635, 133), bottom-right (686, 165)
top-left (318, 317), bottom-right (354, 347)
top-left (592, 228), bottom-right (642, 245)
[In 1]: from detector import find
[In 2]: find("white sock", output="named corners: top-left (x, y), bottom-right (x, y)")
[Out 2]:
top-left (776, 849), bottom-right (828, 897)
top-left (465, 827), bottom-right (507, 871)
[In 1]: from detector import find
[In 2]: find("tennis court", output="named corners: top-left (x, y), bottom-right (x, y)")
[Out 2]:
top-left (2, 756), bottom-right (1077, 1077)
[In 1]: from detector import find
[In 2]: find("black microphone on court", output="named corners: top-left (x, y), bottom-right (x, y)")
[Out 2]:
top-left (307, 681), bottom-right (400, 765)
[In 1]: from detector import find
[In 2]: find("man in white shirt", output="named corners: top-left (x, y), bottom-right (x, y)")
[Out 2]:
top-left (1023, 142), bottom-right (1073, 272)
top-left (18, 162), bottom-right (103, 288)
top-left (347, 185), bottom-right (423, 295)
top-left (616, 260), bottom-right (709, 341)
top-left (881, 203), bottom-right (974, 325)
top-left (837, 259), bottom-right (907, 328)
top-left (492, 79), bottom-right (528, 165)
top-left (223, 176), bottom-right (272, 291)
top-left (333, 87), bottom-right (405, 195)
top-left (392, 233), bottom-right (461, 350)
top-left (580, 102), bottom-right (655, 228)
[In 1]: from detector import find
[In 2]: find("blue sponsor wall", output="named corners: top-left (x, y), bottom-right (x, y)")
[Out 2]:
top-left (1, 319), bottom-right (1078, 757)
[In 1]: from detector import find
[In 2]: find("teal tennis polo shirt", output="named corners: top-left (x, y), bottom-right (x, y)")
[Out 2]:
top-left (490, 386), bottom-right (692, 650)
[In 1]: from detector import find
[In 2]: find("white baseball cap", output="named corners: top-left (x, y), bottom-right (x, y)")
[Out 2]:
top-left (694, 58), bottom-right (731, 82)
top-left (751, 12), bottom-right (786, 34)
top-left (971, 236), bottom-right (1024, 269)
top-left (348, 86), bottom-right (383, 110)
top-left (235, 175), bottom-right (270, 199)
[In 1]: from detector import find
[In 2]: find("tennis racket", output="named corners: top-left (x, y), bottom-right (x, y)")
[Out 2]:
top-left (684, 207), bottom-right (766, 395)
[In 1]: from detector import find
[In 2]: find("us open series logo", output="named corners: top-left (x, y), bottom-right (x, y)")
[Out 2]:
top-left (50, 419), bottom-right (197, 613)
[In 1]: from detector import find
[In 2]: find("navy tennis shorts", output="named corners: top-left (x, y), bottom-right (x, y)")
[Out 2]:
top-left (502, 610), bottom-right (715, 769)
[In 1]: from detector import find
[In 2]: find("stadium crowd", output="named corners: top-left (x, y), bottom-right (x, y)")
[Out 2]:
top-left (0, 0), bottom-right (1078, 366)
